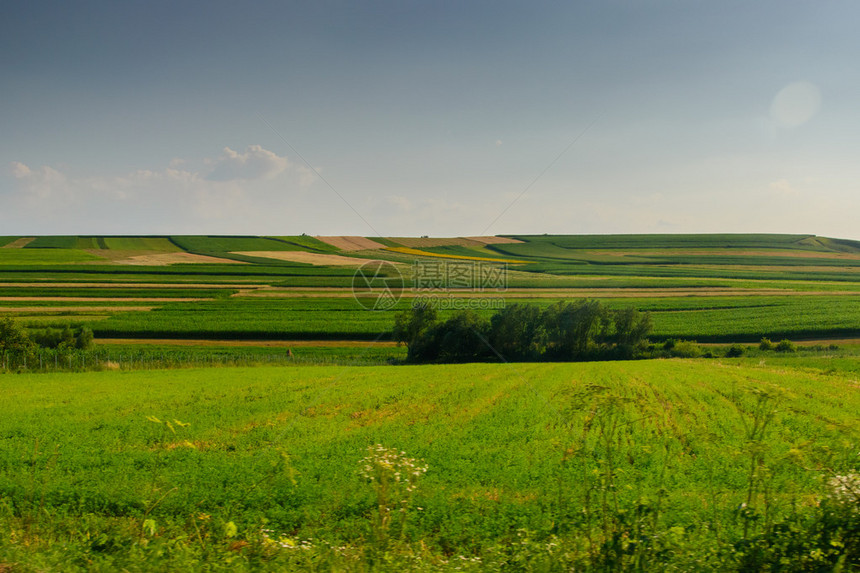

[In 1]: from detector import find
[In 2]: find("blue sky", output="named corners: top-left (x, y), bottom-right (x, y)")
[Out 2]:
top-left (3, 1), bottom-right (859, 239)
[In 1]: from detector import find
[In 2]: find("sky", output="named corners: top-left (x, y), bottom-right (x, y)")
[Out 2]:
top-left (2, 1), bottom-right (860, 239)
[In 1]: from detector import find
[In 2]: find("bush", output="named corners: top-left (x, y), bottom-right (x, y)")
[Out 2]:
top-left (775, 339), bottom-right (797, 353)
top-left (669, 340), bottom-right (702, 358)
top-left (725, 344), bottom-right (745, 357)
top-left (759, 337), bottom-right (774, 351)
top-left (0, 317), bottom-right (35, 354)
top-left (30, 325), bottom-right (95, 350)
top-left (76, 326), bottom-right (94, 350)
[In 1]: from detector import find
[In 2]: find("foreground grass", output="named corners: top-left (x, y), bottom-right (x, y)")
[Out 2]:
top-left (0, 359), bottom-right (858, 571)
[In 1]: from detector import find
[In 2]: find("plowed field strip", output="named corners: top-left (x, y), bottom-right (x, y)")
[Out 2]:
top-left (234, 288), bottom-right (859, 298)
top-left (0, 283), bottom-right (259, 289)
top-left (0, 306), bottom-right (154, 312)
top-left (95, 338), bottom-right (399, 347)
top-left (0, 297), bottom-right (205, 302)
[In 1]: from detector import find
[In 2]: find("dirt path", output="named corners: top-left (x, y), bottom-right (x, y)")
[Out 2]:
top-left (234, 288), bottom-right (860, 298)
top-left (95, 338), bottom-right (399, 348)
top-left (0, 297), bottom-right (204, 302)
top-left (0, 306), bottom-right (154, 312)
top-left (0, 282), bottom-right (258, 289)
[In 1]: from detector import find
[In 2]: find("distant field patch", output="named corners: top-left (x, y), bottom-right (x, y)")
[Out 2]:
top-left (269, 236), bottom-right (341, 252)
top-left (465, 236), bottom-right (525, 245)
top-left (99, 237), bottom-right (182, 251)
top-left (387, 237), bottom-right (485, 248)
top-left (115, 252), bottom-right (246, 266)
top-left (583, 248), bottom-right (860, 260)
top-left (385, 246), bottom-right (527, 264)
top-left (0, 249), bottom-right (104, 265)
top-left (170, 236), bottom-right (306, 253)
top-left (233, 251), bottom-right (382, 266)
top-left (315, 236), bottom-right (387, 251)
top-left (1, 237), bottom-right (35, 248)
top-left (23, 236), bottom-right (79, 248)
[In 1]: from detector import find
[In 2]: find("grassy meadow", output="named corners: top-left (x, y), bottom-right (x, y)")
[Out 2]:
top-left (1, 359), bottom-right (859, 570)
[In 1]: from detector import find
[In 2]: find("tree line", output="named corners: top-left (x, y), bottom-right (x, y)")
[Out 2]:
top-left (393, 300), bottom-right (652, 363)
top-left (1, 317), bottom-right (94, 358)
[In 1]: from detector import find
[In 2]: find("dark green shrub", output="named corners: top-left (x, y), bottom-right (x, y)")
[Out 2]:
top-left (759, 337), bottom-right (774, 351)
top-left (76, 326), bottom-right (94, 350)
top-left (0, 317), bottom-right (35, 354)
top-left (670, 340), bottom-right (702, 358)
top-left (726, 344), bottom-right (745, 357)
top-left (775, 339), bottom-right (797, 353)
top-left (30, 324), bottom-right (94, 350)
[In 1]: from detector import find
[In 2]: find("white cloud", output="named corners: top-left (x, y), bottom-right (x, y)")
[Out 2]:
top-left (9, 161), bottom-right (31, 178)
top-left (1, 146), bottom-right (320, 234)
top-left (205, 145), bottom-right (289, 181)
top-left (387, 195), bottom-right (413, 211)
top-left (768, 179), bottom-right (801, 197)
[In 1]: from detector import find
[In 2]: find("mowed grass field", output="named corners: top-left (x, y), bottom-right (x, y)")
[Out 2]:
top-left (1, 359), bottom-right (858, 570)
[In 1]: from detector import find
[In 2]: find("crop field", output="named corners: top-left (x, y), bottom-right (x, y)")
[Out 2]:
top-left (0, 234), bottom-right (857, 350)
top-left (1, 359), bottom-right (858, 570)
top-left (0, 249), bottom-right (104, 265)
top-left (0, 233), bottom-right (859, 570)
top-left (66, 293), bottom-right (856, 344)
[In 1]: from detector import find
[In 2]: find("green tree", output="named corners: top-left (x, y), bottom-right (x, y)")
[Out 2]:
top-left (428, 310), bottom-right (491, 363)
top-left (0, 317), bottom-right (36, 358)
top-left (489, 303), bottom-right (545, 360)
top-left (542, 300), bottom-right (607, 359)
top-left (76, 326), bottom-right (94, 350)
top-left (392, 302), bottom-right (438, 362)
top-left (610, 307), bottom-right (652, 358)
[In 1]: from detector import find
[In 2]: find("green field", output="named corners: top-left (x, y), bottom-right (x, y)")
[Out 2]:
top-left (1, 359), bottom-right (858, 570)
top-left (0, 249), bottom-right (104, 265)
top-left (1, 234), bottom-right (859, 570)
top-left (0, 234), bottom-right (858, 349)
